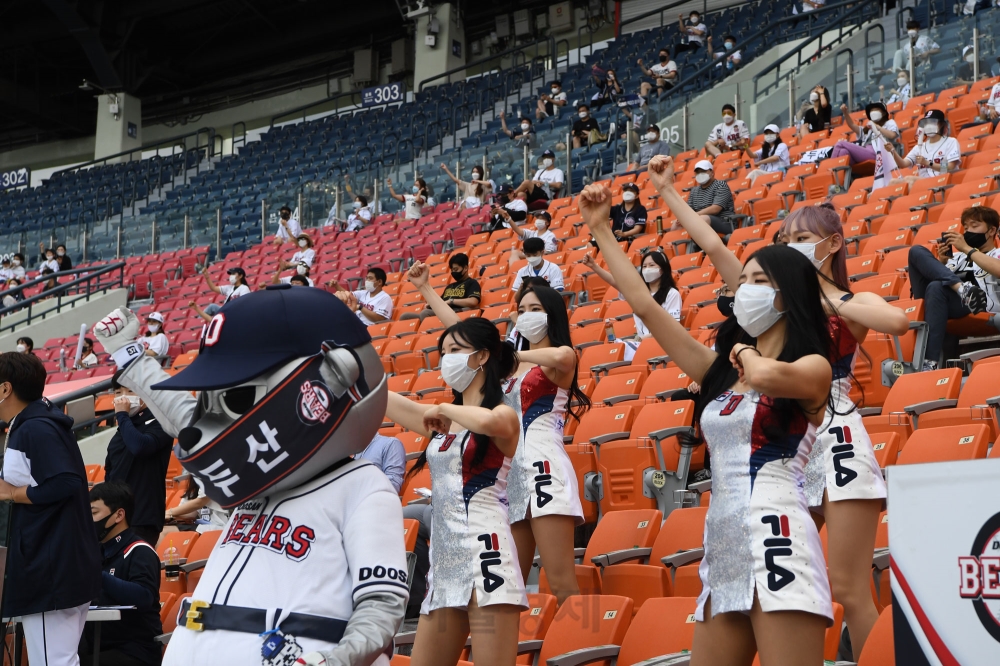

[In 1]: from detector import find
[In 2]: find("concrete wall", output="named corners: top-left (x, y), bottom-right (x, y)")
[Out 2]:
top-left (79, 428), bottom-right (116, 466)
top-left (414, 3), bottom-right (467, 89)
top-left (95, 93), bottom-right (143, 161)
top-left (0, 288), bottom-right (127, 352)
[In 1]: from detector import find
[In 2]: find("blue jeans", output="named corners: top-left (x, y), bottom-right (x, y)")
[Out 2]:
top-left (204, 303), bottom-right (222, 316)
top-left (907, 245), bottom-right (968, 364)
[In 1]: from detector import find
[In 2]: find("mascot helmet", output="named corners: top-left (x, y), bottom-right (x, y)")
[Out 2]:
top-left (153, 284), bottom-right (386, 508)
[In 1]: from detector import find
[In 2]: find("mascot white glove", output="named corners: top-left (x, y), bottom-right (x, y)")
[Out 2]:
top-left (93, 307), bottom-right (145, 369)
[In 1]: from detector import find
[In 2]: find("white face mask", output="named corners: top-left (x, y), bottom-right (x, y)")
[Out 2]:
top-left (764, 134), bottom-right (777, 143)
top-left (622, 191), bottom-right (636, 203)
top-left (646, 131), bottom-right (658, 141)
top-left (897, 77), bottom-right (908, 87)
top-left (579, 111), bottom-right (588, 119)
top-left (734, 284), bottom-right (784, 337)
top-left (297, 265), bottom-right (308, 276)
top-left (869, 111), bottom-right (883, 122)
top-left (353, 201), bottom-right (361, 209)
top-left (364, 279), bottom-right (376, 293)
top-left (521, 123), bottom-right (530, 131)
top-left (527, 255), bottom-right (543, 267)
top-left (695, 172), bottom-right (711, 185)
top-left (534, 220), bottom-right (547, 230)
top-left (920, 121), bottom-right (940, 136)
top-left (12, 259), bottom-right (19, 266)
top-left (228, 274), bottom-right (238, 285)
top-left (965, 53), bottom-right (975, 63)
top-left (788, 235), bottom-right (832, 269)
top-left (907, 29), bottom-right (918, 37)
top-left (516, 311), bottom-right (549, 344)
top-left (57, 250), bottom-right (65, 256)
top-left (641, 266), bottom-right (662, 283)
top-left (148, 323), bottom-right (160, 333)
top-left (298, 239), bottom-right (308, 248)
top-left (440, 352), bottom-right (479, 392)
top-left (551, 87), bottom-right (560, 94)
top-left (126, 395), bottom-right (142, 417)
top-left (543, 158), bottom-right (553, 168)
top-left (722, 114), bottom-right (734, 125)
top-left (16, 344), bottom-right (25, 353)
top-left (810, 92), bottom-right (819, 102)
top-left (46, 256), bottom-right (54, 262)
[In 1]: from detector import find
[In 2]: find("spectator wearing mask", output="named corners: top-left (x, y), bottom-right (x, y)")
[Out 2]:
top-left (343, 195), bottom-right (373, 231)
top-left (797, 85), bottom-right (832, 137)
top-left (387, 177), bottom-right (427, 220)
top-left (609, 182), bottom-right (648, 241)
top-left (572, 104), bottom-right (602, 148)
top-left (38, 247), bottom-right (59, 275)
top-left (273, 261), bottom-right (315, 287)
top-left (708, 35), bottom-right (743, 72)
top-left (906, 206), bottom-right (1000, 369)
top-left (511, 211), bottom-right (558, 253)
top-left (887, 109), bottom-right (961, 183)
top-left (279, 233), bottom-right (316, 272)
top-left (76, 338), bottom-right (99, 369)
top-left (16, 336), bottom-right (33, 354)
top-left (3, 278), bottom-right (24, 309)
top-left (331, 267), bottom-right (393, 325)
top-left (882, 70), bottom-right (911, 107)
top-left (141, 312), bottom-right (169, 359)
top-left (515, 150), bottom-right (564, 210)
top-left (356, 434), bottom-right (406, 493)
top-left (401, 254), bottom-right (482, 321)
top-left (705, 104), bottom-right (750, 157)
top-left (891, 20), bottom-right (940, 74)
top-left (675, 11), bottom-right (707, 54)
top-left (982, 76), bottom-right (1000, 127)
top-left (193, 266), bottom-right (250, 322)
top-left (0, 352), bottom-right (101, 666)
top-left (631, 124), bottom-right (672, 171)
top-left (956, 45), bottom-right (987, 86)
top-left (0, 256), bottom-right (13, 281)
top-left (499, 111), bottom-right (537, 149)
top-left (441, 163), bottom-right (491, 210)
top-left (40, 267), bottom-right (60, 297)
top-left (56, 245), bottom-right (72, 271)
top-left (536, 80), bottom-right (568, 120)
top-left (745, 124), bottom-right (791, 183)
top-left (799, 0), bottom-right (827, 11)
top-left (638, 49), bottom-right (679, 96)
top-left (686, 160), bottom-right (736, 235)
top-left (488, 184), bottom-right (530, 232)
top-left (589, 66), bottom-right (623, 109)
top-left (104, 373), bottom-right (175, 546)
top-left (831, 102), bottom-right (899, 165)
top-left (273, 205), bottom-right (301, 246)
top-left (11, 252), bottom-right (26, 280)
top-left (82, 481), bottom-right (162, 666)
top-left (512, 237), bottom-right (564, 291)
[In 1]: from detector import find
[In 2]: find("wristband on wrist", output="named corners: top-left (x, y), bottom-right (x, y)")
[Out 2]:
top-left (735, 346), bottom-right (761, 364)
top-left (112, 342), bottom-right (145, 369)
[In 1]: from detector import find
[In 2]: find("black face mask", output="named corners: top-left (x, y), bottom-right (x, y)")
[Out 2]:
top-left (659, 55), bottom-right (668, 62)
top-left (964, 231), bottom-right (989, 249)
top-left (451, 270), bottom-right (465, 282)
top-left (717, 295), bottom-right (735, 318)
top-left (280, 212), bottom-right (290, 220)
top-left (94, 515), bottom-right (115, 542)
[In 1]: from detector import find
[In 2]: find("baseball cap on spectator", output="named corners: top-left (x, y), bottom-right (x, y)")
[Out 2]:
top-left (864, 102), bottom-right (888, 120)
top-left (622, 182), bottom-right (640, 194)
top-left (496, 183), bottom-right (513, 195)
top-left (542, 149), bottom-right (555, 159)
top-left (227, 267), bottom-right (246, 279)
top-left (920, 109), bottom-right (946, 123)
top-left (694, 160), bottom-right (714, 172)
top-left (763, 124), bottom-right (780, 134)
top-left (535, 210), bottom-right (552, 222)
top-left (148, 312), bottom-right (164, 324)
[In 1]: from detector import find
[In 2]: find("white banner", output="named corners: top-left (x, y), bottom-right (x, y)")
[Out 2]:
top-left (871, 133), bottom-right (900, 191)
top-left (889, 458), bottom-right (1000, 664)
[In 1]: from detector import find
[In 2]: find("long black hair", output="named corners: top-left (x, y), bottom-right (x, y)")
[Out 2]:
top-left (694, 245), bottom-right (834, 441)
top-left (407, 317), bottom-right (518, 478)
top-left (641, 250), bottom-right (678, 307)
top-left (760, 131), bottom-right (785, 160)
top-left (517, 284), bottom-right (592, 421)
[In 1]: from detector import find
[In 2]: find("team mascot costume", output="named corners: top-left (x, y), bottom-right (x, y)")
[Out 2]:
top-left (94, 284), bottom-right (407, 666)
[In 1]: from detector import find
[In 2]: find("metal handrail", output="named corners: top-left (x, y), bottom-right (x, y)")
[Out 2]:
top-left (0, 261), bottom-right (126, 333)
top-left (52, 128), bottom-right (218, 178)
top-left (617, 0), bottom-right (740, 35)
top-left (418, 36), bottom-right (557, 92)
top-left (270, 89), bottom-right (364, 128)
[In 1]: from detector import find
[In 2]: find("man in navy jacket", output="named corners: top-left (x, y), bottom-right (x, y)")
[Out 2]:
top-left (0, 352), bottom-right (101, 666)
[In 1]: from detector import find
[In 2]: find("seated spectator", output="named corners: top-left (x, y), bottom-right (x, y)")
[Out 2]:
top-left (638, 49), bottom-right (678, 97)
top-left (831, 102), bottom-right (899, 166)
top-left (955, 45), bottom-right (987, 86)
top-left (499, 111), bottom-right (537, 149)
top-left (288, 274), bottom-right (311, 287)
top-left (511, 237), bottom-right (564, 291)
top-left (331, 267), bottom-right (393, 325)
top-left (279, 233), bottom-right (315, 272)
top-left (705, 104), bottom-right (750, 157)
top-left (0, 256), bottom-right (13, 281)
top-left (511, 211), bottom-right (558, 253)
top-left (708, 35), bottom-right (743, 72)
top-left (82, 481), bottom-right (162, 666)
top-left (891, 20), bottom-right (940, 74)
top-left (342, 195), bottom-right (374, 231)
top-left (401, 253), bottom-right (482, 321)
top-left (38, 247), bottom-right (59, 275)
top-left (272, 205), bottom-right (301, 246)
top-left (609, 182), bottom-right (648, 242)
top-left (906, 206), bottom-right (1000, 369)
top-left (16, 336), bottom-right (33, 355)
top-left (75, 338), bottom-right (98, 369)
top-left (686, 160), bottom-right (736, 235)
top-left (675, 11), bottom-right (707, 54)
top-left (589, 66), bottom-right (623, 109)
top-left (797, 85), bottom-right (832, 137)
top-left (55, 244), bottom-right (72, 271)
top-left (441, 163), bottom-right (491, 210)
top-left (982, 76), bottom-right (1000, 127)
top-left (356, 434), bottom-right (406, 493)
top-left (631, 124), bottom-right (671, 171)
top-left (10, 253), bottom-right (25, 280)
top-left (536, 80), bottom-right (568, 120)
top-left (387, 177), bottom-right (427, 220)
top-left (487, 184), bottom-right (529, 232)
top-left (192, 266), bottom-right (251, 322)
top-left (2, 278), bottom-right (23, 309)
top-left (745, 124), bottom-right (791, 183)
top-left (515, 150), bottom-right (564, 210)
top-left (572, 104), bottom-right (602, 148)
top-left (39, 267), bottom-right (60, 298)
top-left (141, 313), bottom-right (169, 359)
top-left (272, 261), bottom-right (314, 287)
top-left (887, 110), bottom-right (960, 183)
top-left (881, 71), bottom-right (911, 107)
top-left (166, 482), bottom-right (229, 534)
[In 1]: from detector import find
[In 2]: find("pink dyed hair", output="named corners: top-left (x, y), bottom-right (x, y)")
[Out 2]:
top-left (779, 204), bottom-right (849, 290)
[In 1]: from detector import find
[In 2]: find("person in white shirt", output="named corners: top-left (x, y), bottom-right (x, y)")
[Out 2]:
top-left (638, 48), bottom-right (678, 96)
top-left (982, 80), bottom-right (1000, 126)
top-left (275, 262), bottom-right (315, 287)
top-left (881, 71), bottom-right (911, 108)
top-left (515, 150), bottom-right (564, 211)
top-left (511, 211), bottom-right (558, 259)
top-left (487, 184), bottom-right (530, 233)
top-left (831, 101), bottom-right (899, 166)
top-left (891, 20), bottom-right (940, 74)
top-left (387, 177), bottom-right (427, 220)
top-left (337, 195), bottom-right (373, 231)
top-left (38, 248), bottom-right (59, 276)
top-left (745, 124), bottom-right (791, 183)
top-left (75, 338), bottom-right (99, 369)
top-left (191, 266), bottom-right (252, 322)
top-left (141, 312), bottom-right (169, 359)
top-left (511, 237), bottom-right (564, 291)
top-left (709, 35), bottom-right (743, 73)
top-left (441, 163), bottom-right (491, 210)
top-left (0, 257), bottom-right (14, 282)
top-left (272, 205), bottom-right (301, 246)
top-left (705, 104), bottom-right (750, 157)
top-left (798, 0), bottom-right (826, 12)
top-left (536, 80), bottom-right (568, 120)
top-left (10, 254), bottom-right (25, 281)
top-left (888, 109), bottom-right (961, 183)
top-left (332, 267), bottom-right (393, 325)
top-left (279, 233), bottom-right (315, 272)
top-left (675, 11), bottom-right (706, 54)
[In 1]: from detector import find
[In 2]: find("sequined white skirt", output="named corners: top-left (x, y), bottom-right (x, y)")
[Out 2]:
top-left (804, 406), bottom-right (887, 507)
top-left (506, 419), bottom-right (585, 524)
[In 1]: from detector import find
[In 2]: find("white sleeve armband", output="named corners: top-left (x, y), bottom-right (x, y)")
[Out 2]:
top-left (112, 341), bottom-right (145, 369)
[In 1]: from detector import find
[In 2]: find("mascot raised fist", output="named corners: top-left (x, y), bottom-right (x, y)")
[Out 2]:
top-left (97, 285), bottom-right (406, 666)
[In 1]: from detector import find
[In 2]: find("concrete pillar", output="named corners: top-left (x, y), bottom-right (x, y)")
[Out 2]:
top-left (413, 3), bottom-right (466, 90)
top-left (94, 92), bottom-right (142, 162)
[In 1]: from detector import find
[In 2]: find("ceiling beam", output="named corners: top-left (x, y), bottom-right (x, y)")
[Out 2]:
top-left (40, 0), bottom-right (122, 89)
